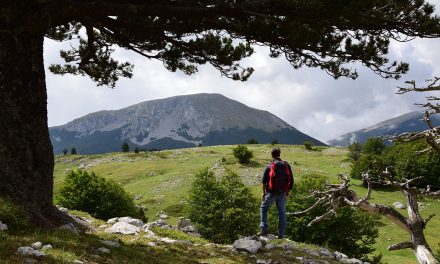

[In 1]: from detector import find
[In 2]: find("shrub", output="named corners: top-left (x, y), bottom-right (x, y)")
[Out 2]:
top-left (63, 149), bottom-right (68, 155)
top-left (347, 142), bottom-right (362, 162)
top-left (232, 145), bottom-right (253, 164)
top-left (247, 138), bottom-right (258, 144)
top-left (304, 141), bottom-right (313, 150)
top-left (134, 147), bottom-right (139, 153)
top-left (56, 170), bottom-right (144, 220)
top-left (186, 169), bottom-right (258, 243)
top-left (350, 154), bottom-right (386, 181)
top-left (363, 138), bottom-right (387, 155)
top-left (280, 175), bottom-right (381, 263)
top-left (71, 147), bottom-right (77, 155)
top-left (271, 139), bottom-right (279, 145)
top-left (121, 142), bottom-right (129, 153)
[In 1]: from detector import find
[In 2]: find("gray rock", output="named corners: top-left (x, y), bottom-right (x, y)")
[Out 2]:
top-left (279, 242), bottom-right (295, 251)
top-left (99, 224), bottom-right (108, 228)
top-left (318, 248), bottom-right (332, 257)
top-left (24, 258), bottom-right (38, 264)
top-left (97, 247), bottom-right (110, 254)
top-left (105, 222), bottom-right (140, 235)
top-left (72, 260), bottom-right (85, 264)
top-left (340, 258), bottom-right (363, 264)
top-left (0, 220), bottom-right (8, 231)
top-left (393, 202), bottom-right (406, 209)
top-left (265, 243), bottom-right (276, 250)
top-left (31, 242), bottom-right (43, 250)
top-left (17, 247), bottom-right (45, 259)
top-left (117, 216), bottom-right (144, 228)
top-left (334, 251), bottom-right (348, 259)
top-left (147, 242), bottom-right (157, 247)
top-left (143, 219), bottom-right (167, 230)
top-left (257, 260), bottom-right (266, 264)
top-left (232, 238), bottom-right (263, 254)
top-left (59, 223), bottom-right (79, 235)
top-left (41, 244), bottom-right (53, 251)
top-left (107, 217), bottom-right (118, 224)
top-left (134, 194), bottom-right (142, 200)
top-left (100, 240), bottom-right (120, 248)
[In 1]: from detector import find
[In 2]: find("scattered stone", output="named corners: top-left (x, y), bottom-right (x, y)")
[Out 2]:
top-left (232, 238), bottom-right (263, 254)
top-left (339, 258), bottom-right (363, 264)
top-left (279, 241), bottom-right (295, 251)
top-left (143, 219), bottom-right (167, 230)
top-left (318, 248), bottom-right (332, 257)
top-left (99, 224), bottom-right (108, 228)
top-left (257, 259), bottom-right (266, 264)
top-left (159, 212), bottom-right (168, 220)
top-left (393, 202), bottom-right (406, 209)
top-left (105, 222), bottom-right (140, 235)
top-left (100, 240), bottom-right (120, 248)
top-left (333, 251), bottom-right (348, 259)
top-left (0, 220), bottom-right (8, 231)
top-left (97, 247), bottom-right (110, 254)
top-left (107, 217), bottom-right (118, 224)
top-left (59, 223), bottom-right (79, 235)
top-left (265, 243), bottom-right (276, 250)
top-left (72, 260), bottom-right (84, 264)
top-left (56, 206), bottom-right (69, 213)
top-left (144, 229), bottom-right (156, 238)
top-left (41, 244), bottom-right (53, 251)
top-left (17, 247), bottom-right (45, 259)
top-left (31, 242), bottom-right (43, 250)
top-left (118, 217), bottom-right (144, 228)
top-left (147, 242), bottom-right (157, 247)
top-left (24, 258), bottom-right (38, 264)
top-left (134, 194), bottom-right (142, 200)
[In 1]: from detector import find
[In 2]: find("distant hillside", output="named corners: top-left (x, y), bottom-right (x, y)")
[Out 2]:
top-left (328, 111), bottom-right (440, 147)
top-left (50, 93), bottom-right (325, 154)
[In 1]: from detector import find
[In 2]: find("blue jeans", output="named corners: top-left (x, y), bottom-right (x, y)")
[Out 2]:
top-left (260, 192), bottom-right (287, 236)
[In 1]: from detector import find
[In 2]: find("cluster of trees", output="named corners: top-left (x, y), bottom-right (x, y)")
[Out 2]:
top-left (349, 138), bottom-right (440, 188)
top-left (62, 148), bottom-right (78, 155)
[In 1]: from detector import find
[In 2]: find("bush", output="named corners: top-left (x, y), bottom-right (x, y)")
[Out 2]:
top-left (122, 142), bottom-right (129, 153)
top-left (70, 147), bottom-right (77, 155)
top-left (348, 142), bottom-right (362, 162)
top-left (247, 138), bottom-right (258, 144)
top-left (186, 168), bottom-right (258, 243)
top-left (304, 141), bottom-right (313, 150)
top-left (134, 147), bottom-right (139, 153)
top-left (232, 145), bottom-right (253, 164)
top-left (271, 139), bottom-right (278, 145)
top-left (280, 175), bottom-right (381, 263)
top-left (363, 138), bottom-right (387, 155)
top-left (350, 154), bottom-right (386, 181)
top-left (56, 170), bottom-right (144, 220)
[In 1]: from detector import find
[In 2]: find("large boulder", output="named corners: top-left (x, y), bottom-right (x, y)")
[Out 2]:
top-left (177, 218), bottom-right (199, 235)
top-left (117, 217), bottom-right (144, 228)
top-left (232, 238), bottom-right (263, 254)
top-left (105, 222), bottom-right (140, 235)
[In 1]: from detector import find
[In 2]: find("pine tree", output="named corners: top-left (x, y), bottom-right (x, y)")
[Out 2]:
top-left (121, 143), bottom-right (129, 153)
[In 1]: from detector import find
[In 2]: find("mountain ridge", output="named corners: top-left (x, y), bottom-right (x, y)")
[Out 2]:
top-left (50, 93), bottom-right (324, 154)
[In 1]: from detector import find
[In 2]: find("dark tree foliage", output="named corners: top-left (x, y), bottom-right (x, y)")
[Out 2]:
top-left (247, 138), bottom-right (258, 144)
top-left (70, 147), bottom-right (77, 155)
top-left (134, 147), bottom-right (139, 154)
top-left (62, 149), bottom-right (68, 156)
top-left (271, 139), bottom-right (279, 145)
top-left (56, 170), bottom-right (144, 221)
top-left (232, 144), bottom-right (254, 164)
top-left (304, 141), bottom-right (313, 150)
top-left (279, 175), bottom-right (381, 263)
top-left (363, 138), bottom-right (387, 155)
top-left (2, 0), bottom-right (440, 225)
top-left (121, 142), bottom-right (129, 153)
top-left (186, 168), bottom-right (258, 243)
top-left (347, 142), bottom-right (362, 162)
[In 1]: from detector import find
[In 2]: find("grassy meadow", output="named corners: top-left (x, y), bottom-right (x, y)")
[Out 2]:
top-left (53, 144), bottom-right (440, 263)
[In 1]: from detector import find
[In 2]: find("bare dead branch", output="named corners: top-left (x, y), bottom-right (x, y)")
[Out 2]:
top-left (388, 241), bottom-right (413, 251)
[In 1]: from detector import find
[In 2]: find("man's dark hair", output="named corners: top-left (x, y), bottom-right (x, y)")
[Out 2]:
top-left (271, 147), bottom-right (281, 158)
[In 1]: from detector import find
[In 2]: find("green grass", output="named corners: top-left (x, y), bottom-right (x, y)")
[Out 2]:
top-left (53, 144), bottom-right (440, 263)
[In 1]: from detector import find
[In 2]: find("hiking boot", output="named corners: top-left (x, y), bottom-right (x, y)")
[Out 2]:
top-left (257, 230), bottom-right (268, 237)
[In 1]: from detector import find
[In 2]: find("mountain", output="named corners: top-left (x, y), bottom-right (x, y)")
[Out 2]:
top-left (328, 111), bottom-right (440, 147)
top-left (50, 93), bottom-right (325, 154)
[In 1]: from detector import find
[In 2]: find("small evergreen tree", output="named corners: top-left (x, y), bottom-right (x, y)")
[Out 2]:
top-left (363, 138), bottom-right (387, 155)
top-left (304, 141), bottom-right (313, 150)
top-left (63, 149), bottom-right (68, 156)
top-left (187, 169), bottom-right (258, 243)
top-left (271, 139), bottom-right (279, 145)
top-left (347, 142), bottom-right (362, 162)
top-left (70, 147), bottom-right (77, 155)
top-left (232, 145), bottom-right (253, 164)
top-left (122, 142), bottom-right (129, 153)
top-left (134, 147), bottom-right (139, 153)
top-left (247, 138), bottom-right (258, 144)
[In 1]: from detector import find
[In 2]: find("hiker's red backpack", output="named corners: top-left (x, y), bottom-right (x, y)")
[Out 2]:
top-left (268, 160), bottom-right (291, 193)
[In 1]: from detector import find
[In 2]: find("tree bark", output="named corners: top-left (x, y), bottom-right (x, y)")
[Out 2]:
top-left (0, 10), bottom-right (59, 226)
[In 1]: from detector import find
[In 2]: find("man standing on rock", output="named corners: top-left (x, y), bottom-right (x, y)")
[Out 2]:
top-left (259, 147), bottom-right (294, 239)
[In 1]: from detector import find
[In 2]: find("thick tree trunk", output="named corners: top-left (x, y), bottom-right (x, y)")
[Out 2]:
top-left (0, 14), bottom-right (59, 226)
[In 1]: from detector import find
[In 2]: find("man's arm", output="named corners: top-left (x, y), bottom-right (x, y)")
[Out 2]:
top-left (288, 163), bottom-right (294, 192)
top-left (261, 166), bottom-right (269, 201)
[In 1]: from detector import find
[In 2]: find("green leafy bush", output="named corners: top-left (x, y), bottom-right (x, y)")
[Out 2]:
top-left (186, 168), bottom-right (258, 243)
top-left (350, 154), bottom-right (386, 181)
top-left (56, 170), bottom-right (144, 220)
top-left (247, 138), bottom-right (258, 144)
top-left (363, 138), bottom-right (387, 155)
top-left (304, 141), bottom-right (313, 150)
top-left (347, 142), bottom-right (362, 162)
top-left (280, 175), bottom-right (381, 263)
top-left (232, 145), bottom-right (253, 164)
